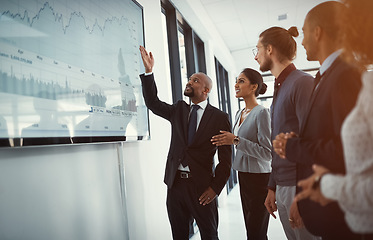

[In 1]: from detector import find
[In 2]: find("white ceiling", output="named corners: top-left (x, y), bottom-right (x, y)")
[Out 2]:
top-left (200, 0), bottom-right (323, 51)
top-left (173, 0), bottom-right (327, 73)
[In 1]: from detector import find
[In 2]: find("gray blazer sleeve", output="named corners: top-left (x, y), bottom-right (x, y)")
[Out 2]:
top-left (236, 107), bottom-right (272, 161)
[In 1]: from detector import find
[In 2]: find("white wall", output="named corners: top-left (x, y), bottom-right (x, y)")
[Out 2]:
top-left (0, 144), bottom-right (129, 240)
top-left (0, 1), bottom-right (240, 240)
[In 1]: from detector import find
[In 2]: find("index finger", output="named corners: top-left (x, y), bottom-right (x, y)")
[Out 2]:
top-left (264, 203), bottom-right (277, 219)
top-left (297, 178), bottom-right (311, 189)
top-left (294, 191), bottom-right (309, 202)
top-left (211, 134), bottom-right (224, 139)
top-left (275, 132), bottom-right (286, 139)
top-left (139, 46), bottom-right (148, 55)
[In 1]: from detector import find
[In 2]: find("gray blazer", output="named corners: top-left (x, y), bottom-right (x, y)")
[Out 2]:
top-left (232, 105), bottom-right (272, 173)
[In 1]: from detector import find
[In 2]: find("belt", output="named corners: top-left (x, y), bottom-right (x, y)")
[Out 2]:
top-left (178, 171), bottom-right (192, 179)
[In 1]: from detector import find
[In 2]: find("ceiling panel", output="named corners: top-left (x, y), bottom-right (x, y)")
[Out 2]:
top-left (202, 0), bottom-right (237, 23)
top-left (223, 34), bottom-right (249, 51)
top-left (200, 0), bottom-right (227, 4)
top-left (196, 0), bottom-right (329, 72)
top-left (171, 0), bottom-right (329, 73)
top-left (214, 19), bottom-right (242, 37)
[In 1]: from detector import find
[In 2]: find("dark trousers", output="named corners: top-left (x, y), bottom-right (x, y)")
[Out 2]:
top-left (299, 199), bottom-right (363, 240)
top-left (321, 231), bottom-right (373, 240)
top-left (238, 172), bottom-right (270, 240)
top-left (166, 174), bottom-right (219, 240)
top-left (357, 234), bottom-right (373, 240)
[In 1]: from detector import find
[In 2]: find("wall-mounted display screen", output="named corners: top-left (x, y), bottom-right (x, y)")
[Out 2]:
top-left (0, 0), bottom-right (148, 147)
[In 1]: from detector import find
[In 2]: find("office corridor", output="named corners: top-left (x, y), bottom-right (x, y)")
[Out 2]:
top-left (191, 185), bottom-right (287, 240)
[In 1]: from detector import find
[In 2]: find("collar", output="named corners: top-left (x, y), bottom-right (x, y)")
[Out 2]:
top-left (191, 99), bottom-right (208, 110)
top-left (319, 49), bottom-right (342, 75)
top-left (274, 63), bottom-right (296, 87)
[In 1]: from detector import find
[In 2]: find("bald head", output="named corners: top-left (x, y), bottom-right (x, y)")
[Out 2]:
top-left (306, 1), bottom-right (346, 43)
top-left (194, 72), bottom-right (212, 93)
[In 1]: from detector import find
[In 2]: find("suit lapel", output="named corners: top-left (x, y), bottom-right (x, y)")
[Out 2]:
top-left (192, 104), bottom-right (214, 143)
top-left (302, 80), bottom-right (324, 131)
top-left (300, 57), bottom-right (341, 134)
top-left (233, 110), bottom-right (241, 131)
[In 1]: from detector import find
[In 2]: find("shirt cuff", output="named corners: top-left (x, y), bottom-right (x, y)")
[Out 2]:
top-left (320, 173), bottom-right (344, 201)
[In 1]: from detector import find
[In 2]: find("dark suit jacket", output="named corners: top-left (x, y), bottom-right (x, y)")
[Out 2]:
top-left (286, 57), bottom-right (361, 237)
top-left (140, 73), bottom-right (232, 196)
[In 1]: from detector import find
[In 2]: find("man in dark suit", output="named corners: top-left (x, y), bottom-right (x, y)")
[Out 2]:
top-left (272, 2), bottom-right (361, 240)
top-left (139, 46), bottom-right (232, 240)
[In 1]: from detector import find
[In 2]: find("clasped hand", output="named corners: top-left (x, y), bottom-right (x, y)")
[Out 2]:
top-left (272, 131), bottom-right (297, 159)
top-left (295, 164), bottom-right (332, 206)
top-left (211, 130), bottom-right (234, 146)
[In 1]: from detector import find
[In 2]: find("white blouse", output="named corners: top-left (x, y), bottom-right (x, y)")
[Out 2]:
top-left (321, 70), bottom-right (373, 233)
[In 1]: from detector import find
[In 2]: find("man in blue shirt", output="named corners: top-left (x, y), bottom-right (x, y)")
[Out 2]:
top-left (254, 26), bottom-right (318, 240)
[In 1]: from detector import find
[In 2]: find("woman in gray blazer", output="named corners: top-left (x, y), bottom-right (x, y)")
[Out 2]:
top-left (212, 68), bottom-right (272, 240)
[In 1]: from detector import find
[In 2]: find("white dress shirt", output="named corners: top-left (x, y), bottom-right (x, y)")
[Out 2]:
top-left (315, 49), bottom-right (342, 90)
top-left (178, 99), bottom-right (208, 171)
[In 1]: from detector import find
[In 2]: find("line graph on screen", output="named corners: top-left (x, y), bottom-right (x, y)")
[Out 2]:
top-left (0, 0), bottom-right (148, 146)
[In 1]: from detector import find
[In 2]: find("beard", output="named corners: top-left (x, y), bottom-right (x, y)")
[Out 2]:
top-left (184, 86), bottom-right (194, 97)
top-left (259, 55), bottom-right (273, 72)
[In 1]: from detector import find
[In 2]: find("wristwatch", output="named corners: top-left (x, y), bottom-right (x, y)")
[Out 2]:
top-left (233, 136), bottom-right (240, 146)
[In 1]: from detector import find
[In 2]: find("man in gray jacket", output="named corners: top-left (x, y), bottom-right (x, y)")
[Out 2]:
top-left (254, 26), bottom-right (318, 240)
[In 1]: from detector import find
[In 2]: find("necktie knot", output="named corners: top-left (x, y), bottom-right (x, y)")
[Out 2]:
top-left (314, 71), bottom-right (322, 85)
top-left (191, 104), bottom-right (200, 111)
top-left (312, 71), bottom-right (323, 94)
